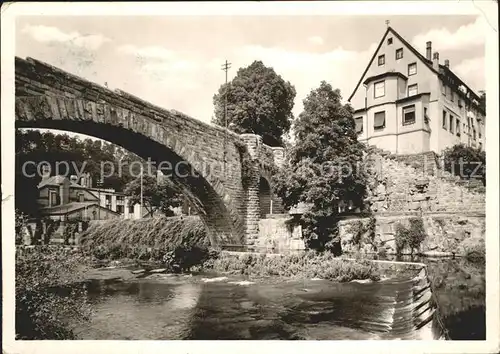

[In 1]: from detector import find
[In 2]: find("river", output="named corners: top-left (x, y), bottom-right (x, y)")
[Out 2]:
top-left (73, 257), bottom-right (484, 340)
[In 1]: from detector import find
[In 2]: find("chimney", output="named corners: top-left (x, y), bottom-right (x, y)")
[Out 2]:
top-left (433, 52), bottom-right (440, 70)
top-left (426, 41), bottom-right (432, 60)
top-left (59, 178), bottom-right (70, 205)
top-left (41, 164), bottom-right (51, 180)
top-left (444, 59), bottom-right (450, 68)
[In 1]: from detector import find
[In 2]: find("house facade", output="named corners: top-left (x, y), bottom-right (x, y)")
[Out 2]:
top-left (37, 171), bottom-right (134, 220)
top-left (348, 26), bottom-right (486, 155)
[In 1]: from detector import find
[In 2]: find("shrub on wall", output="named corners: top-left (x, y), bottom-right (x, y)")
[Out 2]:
top-left (348, 216), bottom-right (377, 251)
top-left (442, 144), bottom-right (485, 184)
top-left (395, 217), bottom-right (427, 255)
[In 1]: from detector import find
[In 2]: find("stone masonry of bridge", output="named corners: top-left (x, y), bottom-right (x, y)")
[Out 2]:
top-left (15, 57), bottom-right (284, 247)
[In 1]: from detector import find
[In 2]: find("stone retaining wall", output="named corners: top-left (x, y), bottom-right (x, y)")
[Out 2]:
top-left (364, 146), bottom-right (485, 214)
top-left (339, 212), bottom-right (485, 256)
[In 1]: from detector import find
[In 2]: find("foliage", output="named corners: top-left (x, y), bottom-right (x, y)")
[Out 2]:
top-left (212, 60), bottom-right (296, 146)
top-left (123, 174), bottom-right (183, 217)
top-left (394, 217), bottom-right (427, 255)
top-left (272, 82), bottom-right (368, 252)
top-left (478, 90), bottom-right (486, 113)
top-left (16, 129), bottom-right (145, 216)
top-left (79, 216), bottom-right (210, 263)
top-left (442, 143), bottom-right (485, 183)
top-left (350, 216), bottom-right (376, 249)
top-left (234, 140), bottom-right (255, 188)
top-left (162, 245), bottom-right (219, 272)
top-left (15, 209), bottom-right (29, 245)
top-left (204, 251), bottom-right (381, 282)
top-left (15, 246), bottom-right (93, 339)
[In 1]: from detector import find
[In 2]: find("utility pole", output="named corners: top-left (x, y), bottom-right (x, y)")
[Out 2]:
top-left (97, 179), bottom-right (103, 220)
top-left (221, 60), bottom-right (231, 180)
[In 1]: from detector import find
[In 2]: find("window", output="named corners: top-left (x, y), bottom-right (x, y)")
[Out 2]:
top-left (442, 83), bottom-right (447, 96)
top-left (116, 205), bottom-right (124, 214)
top-left (387, 37), bottom-right (393, 45)
top-left (78, 193), bottom-right (84, 202)
top-left (408, 63), bottom-right (417, 76)
top-left (354, 117), bottom-right (363, 133)
top-left (442, 110), bottom-right (447, 130)
top-left (396, 48), bottom-right (403, 59)
top-left (458, 99), bottom-right (463, 107)
top-left (473, 128), bottom-right (477, 140)
top-left (456, 118), bottom-right (461, 136)
top-left (374, 111), bottom-right (386, 130)
top-left (129, 205), bottom-right (134, 214)
top-left (449, 115), bottom-right (454, 134)
top-left (403, 105), bottom-right (416, 125)
top-left (49, 191), bottom-right (58, 207)
top-left (408, 84), bottom-right (418, 97)
top-left (378, 54), bottom-right (385, 66)
top-left (451, 92), bottom-right (454, 102)
top-left (424, 107), bottom-right (429, 124)
top-left (374, 81), bottom-right (385, 98)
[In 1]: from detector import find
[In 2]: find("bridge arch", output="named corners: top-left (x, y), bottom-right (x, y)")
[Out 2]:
top-left (15, 57), bottom-right (251, 246)
top-left (15, 56), bottom-right (285, 248)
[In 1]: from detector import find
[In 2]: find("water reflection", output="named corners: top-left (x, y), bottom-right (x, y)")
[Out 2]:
top-left (75, 257), bottom-right (484, 340)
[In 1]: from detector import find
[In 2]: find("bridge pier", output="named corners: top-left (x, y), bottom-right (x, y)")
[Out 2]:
top-left (240, 134), bottom-right (263, 247)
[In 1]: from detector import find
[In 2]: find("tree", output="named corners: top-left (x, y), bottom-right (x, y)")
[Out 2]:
top-left (212, 60), bottom-right (296, 146)
top-left (442, 143), bottom-right (485, 184)
top-left (16, 245), bottom-right (92, 339)
top-left (273, 81), bottom-right (367, 253)
top-left (15, 129), bottom-right (145, 216)
top-left (478, 90), bottom-right (486, 112)
top-left (123, 174), bottom-right (183, 217)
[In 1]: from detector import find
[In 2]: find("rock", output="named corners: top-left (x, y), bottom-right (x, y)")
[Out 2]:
top-left (131, 269), bottom-right (146, 274)
top-left (150, 268), bottom-right (168, 274)
top-left (421, 250), bottom-right (453, 257)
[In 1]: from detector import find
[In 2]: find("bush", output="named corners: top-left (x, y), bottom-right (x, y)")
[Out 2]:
top-left (442, 144), bottom-right (485, 183)
top-left (79, 216), bottom-right (210, 263)
top-left (395, 217), bottom-right (427, 255)
top-left (15, 246), bottom-right (92, 339)
top-left (204, 251), bottom-right (381, 282)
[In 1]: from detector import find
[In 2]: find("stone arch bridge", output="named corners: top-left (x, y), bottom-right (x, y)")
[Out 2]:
top-left (15, 57), bottom-right (285, 247)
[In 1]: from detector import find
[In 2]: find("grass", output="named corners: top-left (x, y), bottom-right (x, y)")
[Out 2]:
top-left (78, 217), bottom-right (381, 282)
top-left (204, 251), bottom-right (382, 282)
top-left (79, 216), bottom-right (210, 262)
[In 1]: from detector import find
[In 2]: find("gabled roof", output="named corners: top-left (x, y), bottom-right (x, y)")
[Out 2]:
top-left (39, 202), bottom-right (120, 216)
top-left (38, 175), bottom-right (84, 189)
top-left (348, 26), bottom-right (437, 103)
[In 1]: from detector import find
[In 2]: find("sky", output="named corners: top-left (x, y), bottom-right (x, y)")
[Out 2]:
top-left (15, 15), bottom-right (485, 132)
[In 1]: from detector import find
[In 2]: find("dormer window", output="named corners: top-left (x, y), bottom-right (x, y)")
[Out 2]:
top-left (378, 54), bottom-right (385, 66)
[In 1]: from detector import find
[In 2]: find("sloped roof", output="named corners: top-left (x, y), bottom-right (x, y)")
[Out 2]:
top-left (39, 202), bottom-right (121, 216)
top-left (348, 26), bottom-right (437, 103)
top-left (347, 26), bottom-right (483, 111)
top-left (38, 175), bottom-right (83, 189)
